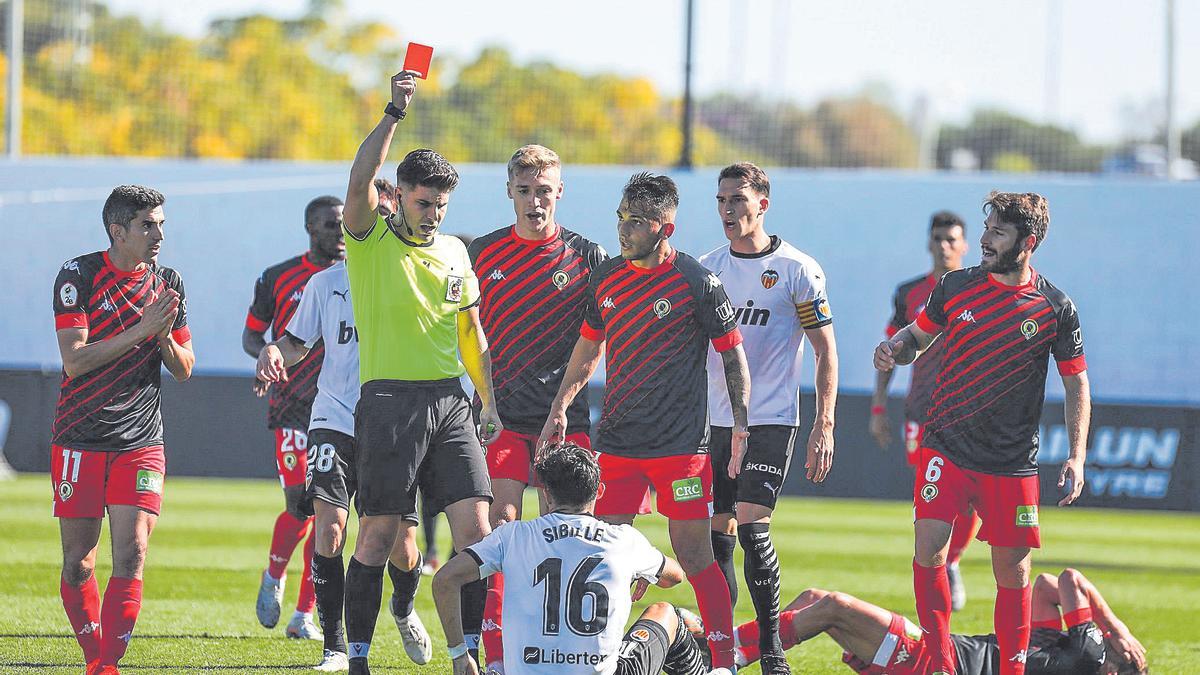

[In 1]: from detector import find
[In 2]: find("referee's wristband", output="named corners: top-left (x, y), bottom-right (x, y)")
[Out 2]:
top-left (447, 643), bottom-right (468, 660)
top-left (384, 102), bottom-right (407, 120)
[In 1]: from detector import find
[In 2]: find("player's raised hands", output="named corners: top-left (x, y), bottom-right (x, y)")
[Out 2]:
top-left (727, 426), bottom-right (750, 479)
top-left (806, 422), bottom-right (834, 482)
top-left (140, 288), bottom-right (180, 340)
top-left (1057, 455), bottom-right (1085, 506)
top-left (1107, 626), bottom-right (1147, 671)
top-left (873, 337), bottom-right (904, 372)
top-left (391, 70), bottom-right (418, 113)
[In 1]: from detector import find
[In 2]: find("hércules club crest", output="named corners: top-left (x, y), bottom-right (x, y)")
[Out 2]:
top-left (761, 269), bottom-right (780, 289)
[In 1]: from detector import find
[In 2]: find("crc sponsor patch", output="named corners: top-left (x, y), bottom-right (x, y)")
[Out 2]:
top-left (1015, 504), bottom-right (1039, 528)
top-left (671, 477), bottom-right (704, 503)
top-left (136, 470), bottom-right (163, 494)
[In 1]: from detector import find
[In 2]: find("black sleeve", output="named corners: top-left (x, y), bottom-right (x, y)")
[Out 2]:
top-left (922, 274), bottom-right (950, 328)
top-left (888, 285), bottom-right (907, 336)
top-left (52, 260), bottom-right (90, 326)
top-left (246, 270), bottom-right (274, 332)
top-left (696, 269), bottom-right (739, 342)
top-left (167, 270), bottom-right (188, 332)
top-left (1052, 298), bottom-right (1085, 365)
top-left (586, 241), bottom-right (609, 270)
top-left (581, 265), bottom-right (605, 337)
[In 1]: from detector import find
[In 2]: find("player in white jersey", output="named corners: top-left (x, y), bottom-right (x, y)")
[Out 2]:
top-left (699, 162), bottom-right (839, 675)
top-left (433, 443), bottom-right (730, 675)
top-left (256, 260), bottom-right (431, 671)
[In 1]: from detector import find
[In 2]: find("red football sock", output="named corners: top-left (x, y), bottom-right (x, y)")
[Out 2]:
top-left (99, 576), bottom-right (142, 667)
top-left (947, 512), bottom-right (981, 564)
top-left (734, 618), bottom-right (761, 665)
top-left (296, 524), bottom-right (317, 613)
top-left (995, 584), bottom-right (1032, 675)
top-left (1031, 617), bottom-right (1062, 631)
top-left (688, 562), bottom-right (735, 668)
top-left (1063, 607), bottom-right (1092, 629)
top-left (914, 559), bottom-right (955, 673)
top-left (482, 573), bottom-right (504, 665)
top-left (61, 576), bottom-right (102, 664)
top-left (779, 609), bottom-right (799, 648)
top-left (267, 510), bottom-right (309, 579)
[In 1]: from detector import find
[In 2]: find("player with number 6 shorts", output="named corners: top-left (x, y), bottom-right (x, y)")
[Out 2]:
top-left (870, 210), bottom-right (980, 611)
top-left (874, 191), bottom-right (1091, 675)
top-left (51, 185), bottom-right (195, 674)
top-left (256, 257), bottom-right (432, 672)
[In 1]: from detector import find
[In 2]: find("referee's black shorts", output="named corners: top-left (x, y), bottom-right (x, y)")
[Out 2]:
top-left (710, 424), bottom-right (798, 513)
top-left (354, 378), bottom-right (492, 517)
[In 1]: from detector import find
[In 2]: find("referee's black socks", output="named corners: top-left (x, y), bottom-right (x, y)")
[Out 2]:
top-left (311, 552), bottom-right (348, 655)
top-left (345, 557), bottom-right (384, 669)
top-left (451, 549), bottom-right (486, 664)
top-left (738, 522), bottom-right (785, 661)
top-left (710, 530), bottom-right (739, 609)
top-left (387, 554), bottom-right (421, 619)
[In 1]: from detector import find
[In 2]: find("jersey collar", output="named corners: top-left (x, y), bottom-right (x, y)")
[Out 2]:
top-left (625, 249), bottom-right (678, 276)
top-left (729, 234), bottom-right (781, 259)
top-left (102, 250), bottom-right (150, 279)
top-left (510, 223), bottom-right (560, 247)
top-left (987, 267), bottom-right (1038, 291)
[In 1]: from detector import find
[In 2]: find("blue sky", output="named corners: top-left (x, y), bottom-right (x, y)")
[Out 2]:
top-left (111, 0), bottom-right (1199, 142)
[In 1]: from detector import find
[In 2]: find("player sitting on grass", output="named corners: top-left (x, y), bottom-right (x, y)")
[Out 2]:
top-left (692, 567), bottom-right (1145, 675)
top-left (433, 442), bottom-right (731, 675)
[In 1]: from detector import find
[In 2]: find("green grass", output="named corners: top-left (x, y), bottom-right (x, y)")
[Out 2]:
top-left (2, 475), bottom-right (1198, 673)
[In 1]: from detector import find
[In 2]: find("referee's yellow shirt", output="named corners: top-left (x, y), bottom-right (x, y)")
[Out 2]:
top-left (344, 213), bottom-right (480, 383)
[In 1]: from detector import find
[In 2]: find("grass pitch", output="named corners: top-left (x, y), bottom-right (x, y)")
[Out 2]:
top-left (1, 474), bottom-right (1198, 673)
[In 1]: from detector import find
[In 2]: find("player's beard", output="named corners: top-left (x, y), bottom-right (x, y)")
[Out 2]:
top-left (981, 242), bottom-right (1023, 274)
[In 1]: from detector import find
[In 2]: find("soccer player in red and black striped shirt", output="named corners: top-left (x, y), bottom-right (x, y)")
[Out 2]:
top-left (467, 145), bottom-right (608, 671)
top-left (875, 192), bottom-right (1091, 675)
top-left (540, 172), bottom-right (751, 669)
top-left (52, 185), bottom-right (194, 674)
top-left (242, 195), bottom-right (343, 638)
top-left (870, 211), bottom-right (981, 611)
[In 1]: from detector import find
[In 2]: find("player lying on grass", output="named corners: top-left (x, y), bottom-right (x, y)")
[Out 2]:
top-left (433, 442), bottom-right (731, 675)
top-left (698, 567), bottom-right (1146, 675)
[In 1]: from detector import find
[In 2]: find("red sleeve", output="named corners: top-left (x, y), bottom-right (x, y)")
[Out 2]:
top-left (580, 321), bottom-right (604, 342)
top-left (711, 327), bottom-right (743, 353)
top-left (1056, 355), bottom-right (1087, 376)
top-left (915, 309), bottom-right (942, 334)
top-left (245, 312), bottom-right (269, 332)
top-left (885, 324), bottom-right (899, 338)
top-left (55, 313), bottom-right (87, 330)
top-left (171, 326), bottom-right (192, 344)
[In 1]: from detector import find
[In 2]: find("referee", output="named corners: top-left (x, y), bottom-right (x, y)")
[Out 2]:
top-left (340, 69), bottom-right (502, 675)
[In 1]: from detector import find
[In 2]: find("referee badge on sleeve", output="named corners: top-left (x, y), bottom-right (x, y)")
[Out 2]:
top-left (446, 275), bottom-right (464, 302)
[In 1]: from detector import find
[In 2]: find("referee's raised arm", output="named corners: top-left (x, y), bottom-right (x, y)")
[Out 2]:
top-left (345, 70), bottom-right (417, 238)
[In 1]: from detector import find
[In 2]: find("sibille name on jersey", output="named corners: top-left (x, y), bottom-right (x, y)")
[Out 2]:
top-left (542, 521), bottom-right (607, 544)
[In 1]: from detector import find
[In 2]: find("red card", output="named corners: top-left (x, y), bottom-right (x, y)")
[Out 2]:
top-left (404, 42), bottom-right (434, 79)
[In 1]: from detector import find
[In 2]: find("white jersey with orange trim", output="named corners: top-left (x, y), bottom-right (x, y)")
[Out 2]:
top-left (466, 512), bottom-right (666, 674)
top-left (701, 236), bottom-right (832, 427)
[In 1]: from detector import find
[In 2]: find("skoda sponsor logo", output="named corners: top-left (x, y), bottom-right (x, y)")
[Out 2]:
top-left (744, 462), bottom-right (782, 476)
top-left (523, 646), bottom-right (603, 666)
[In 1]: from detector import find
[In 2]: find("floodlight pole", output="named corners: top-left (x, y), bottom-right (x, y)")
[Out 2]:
top-left (1165, 0), bottom-right (1180, 180)
top-left (5, 0), bottom-right (22, 159)
top-left (678, 0), bottom-right (695, 170)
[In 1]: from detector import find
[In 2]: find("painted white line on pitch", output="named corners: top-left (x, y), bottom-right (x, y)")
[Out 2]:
top-left (0, 174), bottom-right (349, 206)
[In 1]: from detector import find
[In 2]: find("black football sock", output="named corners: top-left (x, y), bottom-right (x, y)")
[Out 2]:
top-left (663, 611), bottom-right (709, 675)
top-left (711, 530), bottom-right (739, 609)
top-left (311, 552), bottom-right (348, 654)
top-left (455, 550), bottom-right (486, 664)
top-left (739, 523), bottom-right (784, 658)
top-left (344, 557), bottom-right (384, 666)
top-left (388, 554), bottom-right (421, 618)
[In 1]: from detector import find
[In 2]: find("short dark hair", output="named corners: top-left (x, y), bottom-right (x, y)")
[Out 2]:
top-left (930, 210), bottom-right (965, 233)
top-left (304, 195), bottom-right (344, 225)
top-left (622, 171), bottom-right (679, 223)
top-left (373, 177), bottom-right (396, 196)
top-left (534, 442), bottom-right (601, 508)
top-left (718, 162), bottom-right (770, 197)
top-left (983, 191), bottom-right (1049, 251)
top-left (396, 149), bottom-right (460, 192)
top-left (102, 185), bottom-right (164, 242)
